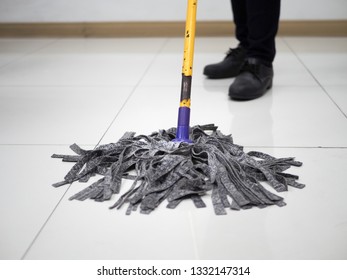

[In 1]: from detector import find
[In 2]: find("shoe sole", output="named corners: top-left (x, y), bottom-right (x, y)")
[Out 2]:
top-left (203, 65), bottom-right (244, 79)
top-left (204, 71), bottom-right (240, 79)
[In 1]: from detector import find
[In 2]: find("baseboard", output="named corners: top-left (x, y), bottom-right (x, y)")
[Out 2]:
top-left (0, 20), bottom-right (346, 37)
top-left (279, 20), bottom-right (347, 36)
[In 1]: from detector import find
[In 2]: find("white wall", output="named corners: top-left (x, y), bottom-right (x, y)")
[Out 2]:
top-left (0, 0), bottom-right (346, 23)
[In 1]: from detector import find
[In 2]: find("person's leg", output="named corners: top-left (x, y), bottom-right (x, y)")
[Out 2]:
top-left (245, 0), bottom-right (281, 64)
top-left (202, 0), bottom-right (247, 79)
top-left (231, 0), bottom-right (249, 50)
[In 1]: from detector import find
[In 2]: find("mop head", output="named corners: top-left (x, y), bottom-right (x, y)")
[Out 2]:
top-left (52, 124), bottom-right (304, 215)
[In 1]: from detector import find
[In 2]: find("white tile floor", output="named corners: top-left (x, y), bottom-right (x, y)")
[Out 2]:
top-left (0, 36), bottom-right (346, 260)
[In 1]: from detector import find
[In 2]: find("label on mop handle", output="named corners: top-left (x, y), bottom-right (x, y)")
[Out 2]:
top-left (180, 75), bottom-right (192, 101)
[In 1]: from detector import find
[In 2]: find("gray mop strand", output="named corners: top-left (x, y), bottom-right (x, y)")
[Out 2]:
top-left (52, 124), bottom-right (305, 215)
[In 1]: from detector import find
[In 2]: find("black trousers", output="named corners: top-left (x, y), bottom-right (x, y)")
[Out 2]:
top-left (231, 0), bottom-right (281, 63)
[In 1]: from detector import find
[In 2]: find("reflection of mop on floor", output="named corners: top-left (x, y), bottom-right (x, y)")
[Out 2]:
top-left (52, 0), bottom-right (305, 215)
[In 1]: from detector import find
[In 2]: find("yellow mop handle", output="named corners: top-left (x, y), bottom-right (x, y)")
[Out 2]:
top-left (174, 0), bottom-right (197, 143)
top-left (182, 0), bottom-right (197, 78)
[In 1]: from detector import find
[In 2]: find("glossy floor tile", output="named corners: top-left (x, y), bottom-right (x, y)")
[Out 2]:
top-left (324, 85), bottom-right (347, 116)
top-left (189, 147), bottom-right (347, 259)
top-left (0, 37), bottom-right (346, 260)
top-left (0, 38), bottom-right (57, 68)
top-left (0, 145), bottom-right (75, 259)
top-left (24, 181), bottom-right (198, 259)
top-left (101, 85), bottom-right (347, 147)
top-left (0, 38), bottom-right (167, 86)
top-left (0, 86), bottom-right (133, 145)
top-left (283, 37), bottom-right (347, 86)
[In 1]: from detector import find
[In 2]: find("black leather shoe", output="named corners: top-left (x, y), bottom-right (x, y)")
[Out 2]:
top-left (203, 46), bottom-right (246, 79)
top-left (228, 58), bottom-right (273, 101)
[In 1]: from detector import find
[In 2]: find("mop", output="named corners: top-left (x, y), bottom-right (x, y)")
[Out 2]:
top-left (52, 0), bottom-right (304, 215)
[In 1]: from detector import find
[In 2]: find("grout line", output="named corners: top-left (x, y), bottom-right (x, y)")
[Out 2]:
top-left (282, 37), bottom-right (347, 119)
top-left (0, 84), bottom-right (151, 88)
top-left (20, 183), bottom-right (73, 260)
top-left (243, 146), bottom-right (347, 149)
top-left (0, 143), bottom-right (95, 146)
top-left (0, 38), bottom-right (60, 71)
top-left (94, 37), bottom-right (171, 147)
top-left (188, 212), bottom-right (200, 259)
